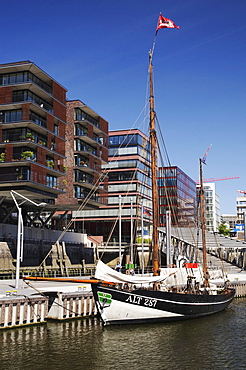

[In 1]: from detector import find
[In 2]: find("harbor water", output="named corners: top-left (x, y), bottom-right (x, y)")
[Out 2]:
top-left (0, 298), bottom-right (245, 370)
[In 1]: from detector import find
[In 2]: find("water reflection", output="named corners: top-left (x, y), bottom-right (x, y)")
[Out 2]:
top-left (0, 300), bottom-right (245, 370)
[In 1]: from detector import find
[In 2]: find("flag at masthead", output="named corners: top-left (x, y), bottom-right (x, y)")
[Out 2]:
top-left (156, 14), bottom-right (180, 34)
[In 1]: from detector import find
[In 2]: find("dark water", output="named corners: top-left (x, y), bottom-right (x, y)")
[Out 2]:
top-left (0, 299), bottom-right (245, 370)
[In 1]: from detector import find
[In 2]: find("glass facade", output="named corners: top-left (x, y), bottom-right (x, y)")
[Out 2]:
top-left (108, 133), bottom-right (150, 161)
top-left (75, 130), bottom-right (152, 244)
top-left (159, 166), bottom-right (197, 227)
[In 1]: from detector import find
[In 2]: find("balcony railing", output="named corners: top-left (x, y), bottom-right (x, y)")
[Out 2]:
top-left (0, 170), bottom-right (59, 191)
top-left (77, 174), bottom-right (94, 184)
top-left (2, 132), bottom-right (47, 147)
top-left (13, 90), bottom-right (53, 113)
top-left (74, 108), bottom-right (100, 129)
top-left (1, 71), bottom-right (52, 94)
top-left (76, 142), bottom-right (97, 156)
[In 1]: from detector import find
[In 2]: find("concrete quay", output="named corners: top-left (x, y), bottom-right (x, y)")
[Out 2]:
top-left (0, 277), bottom-right (97, 330)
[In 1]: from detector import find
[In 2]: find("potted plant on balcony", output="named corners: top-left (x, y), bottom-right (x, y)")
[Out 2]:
top-left (46, 160), bottom-right (54, 168)
top-left (0, 153), bottom-right (5, 162)
top-left (26, 133), bottom-right (34, 141)
top-left (21, 151), bottom-right (34, 160)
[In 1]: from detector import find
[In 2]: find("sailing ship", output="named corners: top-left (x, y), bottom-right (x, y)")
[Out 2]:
top-left (90, 17), bottom-right (235, 325)
top-left (24, 15), bottom-right (235, 325)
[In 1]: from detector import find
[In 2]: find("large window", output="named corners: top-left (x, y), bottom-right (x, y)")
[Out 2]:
top-left (74, 186), bottom-right (98, 201)
top-left (46, 175), bottom-right (57, 188)
top-left (74, 123), bottom-right (88, 136)
top-left (13, 90), bottom-right (53, 113)
top-left (74, 139), bottom-right (96, 155)
top-left (74, 170), bottom-right (93, 184)
top-left (30, 110), bottom-right (46, 128)
top-left (109, 133), bottom-right (148, 147)
top-left (1, 71), bottom-right (52, 94)
top-left (0, 109), bottom-right (22, 123)
top-left (74, 108), bottom-right (99, 128)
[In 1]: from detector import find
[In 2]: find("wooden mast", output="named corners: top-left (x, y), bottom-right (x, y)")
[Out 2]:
top-left (149, 51), bottom-right (159, 276)
top-left (199, 158), bottom-right (209, 287)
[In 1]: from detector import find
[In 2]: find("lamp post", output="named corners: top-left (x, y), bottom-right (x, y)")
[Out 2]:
top-left (119, 195), bottom-right (122, 262)
top-left (10, 190), bottom-right (46, 289)
top-left (130, 197), bottom-right (133, 263)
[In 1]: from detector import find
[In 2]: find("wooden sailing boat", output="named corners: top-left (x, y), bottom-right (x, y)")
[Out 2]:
top-left (90, 23), bottom-right (235, 325)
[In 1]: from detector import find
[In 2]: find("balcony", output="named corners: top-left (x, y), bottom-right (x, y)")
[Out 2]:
top-left (74, 108), bottom-right (100, 129)
top-left (1, 71), bottom-right (52, 94)
top-left (12, 90), bottom-right (53, 114)
top-left (2, 131), bottom-right (47, 147)
top-left (75, 141), bottom-right (97, 156)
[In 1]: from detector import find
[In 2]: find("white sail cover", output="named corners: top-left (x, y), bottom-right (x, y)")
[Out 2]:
top-left (95, 260), bottom-right (223, 286)
top-left (95, 260), bottom-right (173, 284)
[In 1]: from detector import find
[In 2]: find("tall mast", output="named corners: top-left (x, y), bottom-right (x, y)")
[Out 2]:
top-left (199, 158), bottom-right (209, 287)
top-left (149, 51), bottom-right (159, 276)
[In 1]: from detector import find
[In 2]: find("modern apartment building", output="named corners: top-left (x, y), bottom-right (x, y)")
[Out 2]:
top-left (236, 195), bottom-right (246, 224)
top-left (56, 100), bottom-right (108, 212)
top-left (158, 166), bottom-right (197, 227)
top-left (72, 129), bottom-right (152, 243)
top-left (0, 61), bottom-right (67, 225)
top-left (203, 183), bottom-right (220, 232)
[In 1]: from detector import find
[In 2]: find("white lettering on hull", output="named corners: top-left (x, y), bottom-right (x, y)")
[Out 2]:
top-left (126, 294), bottom-right (157, 308)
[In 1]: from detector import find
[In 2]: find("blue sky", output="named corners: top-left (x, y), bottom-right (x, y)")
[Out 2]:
top-left (2, 0), bottom-right (246, 214)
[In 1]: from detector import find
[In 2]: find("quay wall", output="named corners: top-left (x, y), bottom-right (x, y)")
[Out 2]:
top-left (0, 295), bottom-right (48, 329)
top-left (228, 281), bottom-right (246, 298)
top-left (46, 291), bottom-right (96, 320)
top-left (0, 223), bottom-right (95, 269)
top-left (207, 247), bottom-right (246, 271)
top-left (0, 291), bottom-right (97, 330)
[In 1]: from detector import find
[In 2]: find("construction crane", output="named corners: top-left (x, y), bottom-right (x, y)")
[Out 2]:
top-left (196, 176), bottom-right (239, 184)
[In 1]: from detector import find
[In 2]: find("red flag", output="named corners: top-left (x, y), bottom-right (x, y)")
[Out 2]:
top-left (156, 14), bottom-right (180, 33)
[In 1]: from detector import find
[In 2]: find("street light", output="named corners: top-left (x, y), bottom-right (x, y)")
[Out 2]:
top-left (10, 190), bottom-right (46, 289)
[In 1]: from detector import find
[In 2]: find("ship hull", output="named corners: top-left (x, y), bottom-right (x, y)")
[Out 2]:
top-left (92, 284), bottom-right (235, 325)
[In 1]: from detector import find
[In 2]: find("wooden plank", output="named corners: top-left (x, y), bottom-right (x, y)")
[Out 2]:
top-left (8, 304), bottom-right (13, 325)
top-left (23, 301), bottom-right (28, 323)
top-left (0, 304), bottom-right (5, 326)
top-left (63, 298), bottom-right (67, 318)
top-left (74, 297), bottom-right (79, 317)
top-left (69, 298), bottom-right (73, 317)
top-left (16, 303), bottom-right (20, 323)
top-left (30, 302), bottom-right (35, 322)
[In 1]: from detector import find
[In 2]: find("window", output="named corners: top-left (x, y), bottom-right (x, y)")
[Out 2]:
top-left (2, 109), bottom-right (22, 123)
top-left (30, 111), bottom-right (46, 127)
top-left (54, 125), bottom-right (59, 135)
top-left (13, 90), bottom-right (53, 113)
top-left (46, 175), bottom-right (57, 188)
top-left (74, 108), bottom-right (99, 128)
top-left (1, 71), bottom-right (52, 93)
